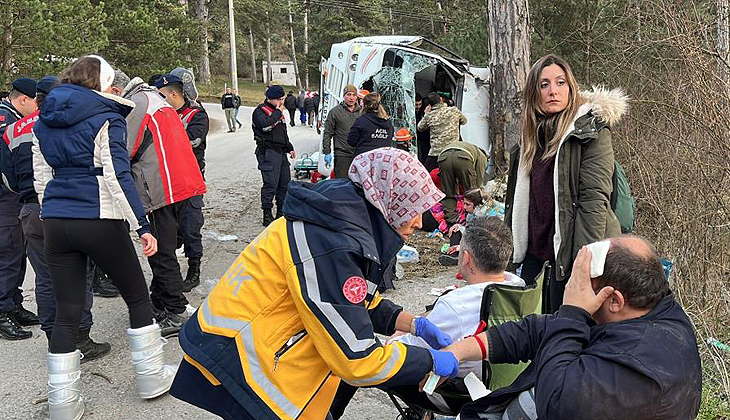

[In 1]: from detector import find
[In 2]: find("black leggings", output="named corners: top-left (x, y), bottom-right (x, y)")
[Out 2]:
top-left (44, 218), bottom-right (154, 353)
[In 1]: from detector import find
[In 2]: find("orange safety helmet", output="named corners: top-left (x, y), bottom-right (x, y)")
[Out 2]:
top-left (394, 128), bottom-right (412, 142)
top-left (357, 89), bottom-right (370, 99)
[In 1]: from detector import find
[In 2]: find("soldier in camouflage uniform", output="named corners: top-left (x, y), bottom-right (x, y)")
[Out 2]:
top-left (417, 92), bottom-right (467, 171)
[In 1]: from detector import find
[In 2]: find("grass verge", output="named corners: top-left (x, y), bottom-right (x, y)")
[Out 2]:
top-left (197, 75), bottom-right (298, 106)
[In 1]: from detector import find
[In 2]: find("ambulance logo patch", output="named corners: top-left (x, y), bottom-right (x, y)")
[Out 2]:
top-left (342, 276), bottom-right (367, 304)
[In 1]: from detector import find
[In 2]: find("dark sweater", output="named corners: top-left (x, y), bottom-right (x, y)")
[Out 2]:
top-left (527, 134), bottom-right (555, 262)
top-left (347, 113), bottom-right (394, 157)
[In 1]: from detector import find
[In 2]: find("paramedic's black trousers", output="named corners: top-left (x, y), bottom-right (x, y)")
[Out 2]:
top-left (44, 218), bottom-right (154, 353)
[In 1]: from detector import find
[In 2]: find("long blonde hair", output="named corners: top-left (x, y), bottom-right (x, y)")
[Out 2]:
top-left (520, 54), bottom-right (581, 174)
top-left (362, 92), bottom-right (389, 119)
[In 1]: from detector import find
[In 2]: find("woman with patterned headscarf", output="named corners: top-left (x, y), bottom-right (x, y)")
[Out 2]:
top-left (171, 148), bottom-right (460, 420)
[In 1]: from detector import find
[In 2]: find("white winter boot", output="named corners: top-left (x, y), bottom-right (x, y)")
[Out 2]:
top-left (126, 323), bottom-right (178, 399)
top-left (47, 350), bottom-right (85, 420)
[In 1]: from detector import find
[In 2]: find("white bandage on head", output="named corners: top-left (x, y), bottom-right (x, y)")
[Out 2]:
top-left (585, 240), bottom-right (611, 278)
top-left (86, 55), bottom-right (115, 92)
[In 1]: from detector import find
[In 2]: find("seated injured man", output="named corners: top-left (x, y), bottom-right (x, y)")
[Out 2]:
top-left (444, 235), bottom-right (702, 420)
top-left (329, 216), bottom-right (526, 418)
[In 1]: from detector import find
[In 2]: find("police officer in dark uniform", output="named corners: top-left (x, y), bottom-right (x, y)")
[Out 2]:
top-left (0, 78), bottom-right (39, 340)
top-left (156, 75), bottom-right (208, 292)
top-left (252, 85), bottom-right (295, 226)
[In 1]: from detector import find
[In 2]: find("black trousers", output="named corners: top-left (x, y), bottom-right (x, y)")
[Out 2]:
top-left (0, 222), bottom-right (26, 313)
top-left (520, 254), bottom-right (562, 314)
top-left (20, 203), bottom-right (93, 334)
top-left (417, 131), bottom-right (431, 164)
top-left (287, 109), bottom-right (296, 126)
top-left (424, 155), bottom-right (439, 172)
top-left (329, 382), bottom-right (358, 420)
top-left (333, 154), bottom-right (354, 179)
top-left (256, 147), bottom-right (290, 211)
top-left (149, 201), bottom-right (189, 314)
top-left (44, 218), bottom-right (154, 353)
top-left (179, 195), bottom-right (204, 261)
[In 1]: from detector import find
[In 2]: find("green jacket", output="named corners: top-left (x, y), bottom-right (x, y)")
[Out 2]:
top-left (505, 87), bottom-right (627, 282)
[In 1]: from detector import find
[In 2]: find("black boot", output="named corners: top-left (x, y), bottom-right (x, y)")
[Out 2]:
top-left (275, 207), bottom-right (283, 220)
top-left (182, 259), bottom-right (201, 292)
top-left (76, 329), bottom-right (111, 363)
top-left (154, 308), bottom-right (189, 337)
top-left (12, 304), bottom-right (40, 326)
top-left (0, 312), bottom-right (32, 340)
top-left (262, 209), bottom-right (274, 227)
top-left (93, 266), bottom-right (120, 298)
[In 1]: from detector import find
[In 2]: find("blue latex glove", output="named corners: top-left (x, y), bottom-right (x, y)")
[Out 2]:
top-left (415, 316), bottom-right (453, 349)
top-left (324, 153), bottom-right (332, 167)
top-left (428, 349), bottom-right (459, 378)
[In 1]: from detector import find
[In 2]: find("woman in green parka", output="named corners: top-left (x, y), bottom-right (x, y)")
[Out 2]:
top-left (504, 54), bottom-right (628, 313)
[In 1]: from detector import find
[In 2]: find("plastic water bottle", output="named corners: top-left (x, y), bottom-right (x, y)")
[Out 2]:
top-left (397, 245), bottom-right (419, 263)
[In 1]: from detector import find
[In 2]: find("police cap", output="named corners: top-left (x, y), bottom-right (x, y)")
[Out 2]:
top-left (12, 78), bottom-right (37, 98)
top-left (37, 76), bottom-right (61, 95)
top-left (155, 74), bottom-right (183, 89)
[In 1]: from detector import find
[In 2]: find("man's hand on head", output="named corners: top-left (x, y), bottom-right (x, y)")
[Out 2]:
top-left (563, 247), bottom-right (614, 315)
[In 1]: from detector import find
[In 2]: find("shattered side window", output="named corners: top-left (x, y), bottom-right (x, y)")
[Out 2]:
top-left (373, 50), bottom-right (436, 153)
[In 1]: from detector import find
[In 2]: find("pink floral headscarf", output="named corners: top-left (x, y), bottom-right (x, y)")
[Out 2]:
top-left (349, 147), bottom-right (445, 229)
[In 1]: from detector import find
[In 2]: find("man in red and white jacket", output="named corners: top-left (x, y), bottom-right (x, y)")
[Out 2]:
top-left (116, 74), bottom-right (207, 336)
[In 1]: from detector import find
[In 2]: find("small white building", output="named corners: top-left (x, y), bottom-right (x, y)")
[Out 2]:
top-left (262, 61), bottom-right (297, 86)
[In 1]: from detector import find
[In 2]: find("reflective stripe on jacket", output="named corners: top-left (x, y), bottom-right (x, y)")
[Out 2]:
top-left (34, 84), bottom-right (150, 235)
top-left (2, 111), bottom-right (39, 202)
top-left (125, 88), bottom-right (206, 213)
top-left (177, 180), bottom-right (433, 420)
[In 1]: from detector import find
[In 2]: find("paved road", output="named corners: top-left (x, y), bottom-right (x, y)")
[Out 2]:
top-left (0, 104), bottom-right (455, 420)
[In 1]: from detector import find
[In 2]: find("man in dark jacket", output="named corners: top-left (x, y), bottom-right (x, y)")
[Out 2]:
top-left (284, 91), bottom-right (297, 126)
top-left (322, 85), bottom-right (359, 178)
top-left (221, 87), bottom-right (237, 132)
top-left (253, 85), bottom-right (295, 226)
top-left (445, 235), bottom-right (702, 420)
top-left (304, 94), bottom-right (317, 127)
top-left (297, 90), bottom-right (307, 125)
top-left (0, 77), bottom-right (39, 340)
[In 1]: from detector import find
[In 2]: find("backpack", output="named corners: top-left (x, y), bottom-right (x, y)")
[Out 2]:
top-left (610, 161), bottom-right (636, 233)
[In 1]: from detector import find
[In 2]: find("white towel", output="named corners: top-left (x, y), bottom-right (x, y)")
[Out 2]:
top-left (585, 240), bottom-right (611, 277)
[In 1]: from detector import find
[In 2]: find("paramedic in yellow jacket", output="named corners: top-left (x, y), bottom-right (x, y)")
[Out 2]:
top-left (170, 147), bottom-right (460, 420)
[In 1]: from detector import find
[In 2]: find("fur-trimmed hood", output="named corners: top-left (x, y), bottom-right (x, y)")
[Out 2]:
top-left (578, 86), bottom-right (629, 126)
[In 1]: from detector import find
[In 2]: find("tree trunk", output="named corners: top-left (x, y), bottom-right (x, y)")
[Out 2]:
top-left (195, 0), bottom-right (211, 83)
top-left (249, 27), bottom-right (257, 83)
top-left (719, 0), bottom-right (729, 84)
top-left (389, 8), bottom-right (394, 35)
top-left (266, 12), bottom-right (273, 85)
top-left (436, 1), bottom-right (447, 35)
top-left (287, 0), bottom-right (302, 89)
top-left (1, 14), bottom-right (12, 76)
top-left (488, 0), bottom-right (530, 173)
top-left (228, 0), bottom-right (238, 92)
top-left (304, 1), bottom-right (310, 89)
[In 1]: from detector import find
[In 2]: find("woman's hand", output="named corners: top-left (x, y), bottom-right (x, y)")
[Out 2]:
top-left (447, 224), bottom-right (461, 237)
top-left (140, 233), bottom-right (158, 257)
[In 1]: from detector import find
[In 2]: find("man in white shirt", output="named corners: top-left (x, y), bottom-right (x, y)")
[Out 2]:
top-left (391, 216), bottom-right (525, 413)
top-left (328, 216), bottom-right (526, 419)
